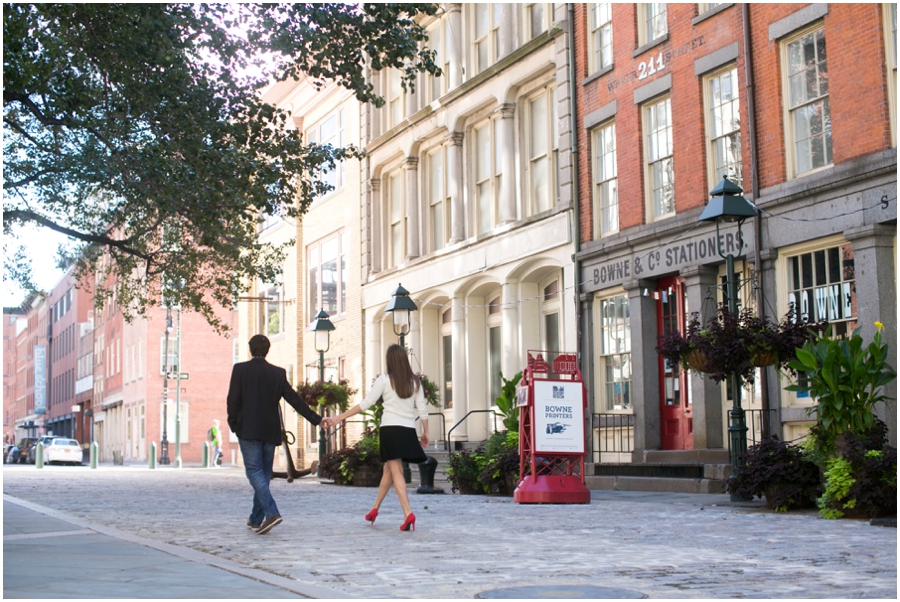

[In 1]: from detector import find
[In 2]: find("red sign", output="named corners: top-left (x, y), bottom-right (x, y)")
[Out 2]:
top-left (552, 354), bottom-right (577, 375)
top-left (527, 352), bottom-right (550, 373)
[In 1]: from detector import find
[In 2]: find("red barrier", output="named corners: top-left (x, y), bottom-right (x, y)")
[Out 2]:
top-left (514, 351), bottom-right (591, 504)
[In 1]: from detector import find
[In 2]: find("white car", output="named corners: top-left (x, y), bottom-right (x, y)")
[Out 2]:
top-left (44, 438), bottom-right (83, 465)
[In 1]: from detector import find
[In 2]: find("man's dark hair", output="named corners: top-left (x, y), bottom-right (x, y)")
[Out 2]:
top-left (249, 334), bottom-right (270, 358)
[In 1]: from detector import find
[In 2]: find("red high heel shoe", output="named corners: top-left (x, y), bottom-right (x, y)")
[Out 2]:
top-left (400, 513), bottom-right (416, 532)
top-left (365, 508), bottom-right (378, 525)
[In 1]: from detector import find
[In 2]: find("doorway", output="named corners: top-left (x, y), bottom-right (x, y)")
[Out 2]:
top-left (657, 276), bottom-right (692, 450)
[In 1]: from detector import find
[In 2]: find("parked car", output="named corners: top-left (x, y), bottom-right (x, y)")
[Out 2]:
top-left (15, 437), bottom-right (38, 464)
top-left (26, 436), bottom-right (59, 464)
top-left (43, 438), bottom-right (83, 465)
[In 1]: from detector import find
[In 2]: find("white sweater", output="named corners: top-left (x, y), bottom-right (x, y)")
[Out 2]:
top-left (359, 374), bottom-right (428, 429)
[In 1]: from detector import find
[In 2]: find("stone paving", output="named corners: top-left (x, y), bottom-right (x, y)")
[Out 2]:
top-left (3, 464), bottom-right (896, 599)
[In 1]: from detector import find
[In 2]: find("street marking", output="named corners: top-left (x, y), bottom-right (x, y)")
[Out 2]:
top-left (5, 529), bottom-right (95, 541)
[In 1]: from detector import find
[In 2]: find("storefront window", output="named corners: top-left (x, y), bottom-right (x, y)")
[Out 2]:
top-left (787, 242), bottom-right (856, 337)
top-left (597, 294), bottom-right (631, 411)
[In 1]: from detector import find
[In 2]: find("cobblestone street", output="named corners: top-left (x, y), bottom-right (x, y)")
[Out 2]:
top-left (3, 465), bottom-right (896, 599)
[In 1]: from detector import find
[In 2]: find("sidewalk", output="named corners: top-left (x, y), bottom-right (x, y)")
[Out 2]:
top-left (3, 496), bottom-right (351, 599)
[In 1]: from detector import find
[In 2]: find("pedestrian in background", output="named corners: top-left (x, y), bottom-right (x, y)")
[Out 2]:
top-left (209, 419), bottom-right (223, 466)
top-left (322, 344), bottom-right (428, 532)
top-left (227, 334), bottom-right (323, 535)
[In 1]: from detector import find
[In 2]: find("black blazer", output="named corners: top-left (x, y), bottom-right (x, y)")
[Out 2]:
top-left (226, 357), bottom-right (321, 445)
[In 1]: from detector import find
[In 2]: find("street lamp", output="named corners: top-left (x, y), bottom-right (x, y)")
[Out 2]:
top-left (312, 309), bottom-right (335, 478)
top-left (384, 283), bottom-right (418, 348)
top-left (159, 308), bottom-right (173, 465)
top-left (699, 175), bottom-right (758, 490)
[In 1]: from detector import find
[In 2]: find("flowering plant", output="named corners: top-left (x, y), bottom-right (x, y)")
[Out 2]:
top-left (416, 373), bottom-right (441, 407)
top-left (788, 321), bottom-right (897, 437)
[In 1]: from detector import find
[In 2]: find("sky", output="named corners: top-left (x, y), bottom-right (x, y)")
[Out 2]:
top-left (3, 224), bottom-right (70, 308)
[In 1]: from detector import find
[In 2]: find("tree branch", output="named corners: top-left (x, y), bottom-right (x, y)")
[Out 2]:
top-left (4, 208), bottom-right (152, 261)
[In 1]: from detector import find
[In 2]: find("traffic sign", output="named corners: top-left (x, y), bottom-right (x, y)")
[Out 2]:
top-left (166, 372), bottom-right (189, 380)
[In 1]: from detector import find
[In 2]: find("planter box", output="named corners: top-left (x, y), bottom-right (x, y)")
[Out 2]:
top-left (457, 481), bottom-right (484, 495)
top-left (351, 464), bottom-right (383, 487)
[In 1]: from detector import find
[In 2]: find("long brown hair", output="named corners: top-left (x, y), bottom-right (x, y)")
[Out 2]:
top-left (385, 344), bottom-right (419, 398)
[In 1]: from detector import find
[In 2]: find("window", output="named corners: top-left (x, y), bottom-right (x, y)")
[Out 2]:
top-left (427, 19), bottom-right (450, 102)
top-left (786, 242), bottom-right (856, 338)
top-left (387, 171), bottom-right (405, 267)
top-left (441, 308), bottom-right (453, 409)
top-left (384, 68), bottom-right (404, 130)
top-left (783, 25), bottom-right (831, 177)
top-left (473, 119), bottom-right (501, 234)
top-left (588, 3), bottom-right (613, 73)
top-left (644, 96), bottom-right (675, 220)
top-left (699, 3), bottom-right (721, 14)
top-left (260, 281), bottom-right (283, 336)
top-left (473, 4), bottom-right (500, 75)
top-left (159, 336), bottom-right (178, 375)
top-left (704, 65), bottom-right (742, 188)
top-left (592, 122), bottom-right (618, 237)
top-left (259, 203), bottom-right (283, 231)
top-left (524, 3), bottom-right (549, 41)
top-left (426, 147), bottom-right (450, 252)
top-left (308, 232), bottom-right (347, 322)
top-left (596, 294), bottom-right (631, 411)
top-left (638, 3), bottom-right (667, 46)
top-left (487, 296), bottom-right (502, 404)
top-left (527, 87), bottom-right (558, 215)
top-left (541, 278), bottom-right (561, 352)
top-left (885, 3), bottom-right (897, 146)
top-left (307, 109), bottom-right (345, 194)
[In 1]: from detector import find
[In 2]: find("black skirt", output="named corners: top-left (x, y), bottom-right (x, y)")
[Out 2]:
top-left (380, 426), bottom-right (427, 463)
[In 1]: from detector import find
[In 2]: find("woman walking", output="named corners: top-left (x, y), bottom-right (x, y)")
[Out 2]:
top-left (322, 344), bottom-right (428, 531)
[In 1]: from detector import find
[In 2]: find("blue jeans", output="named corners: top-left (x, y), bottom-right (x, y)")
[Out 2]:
top-left (238, 438), bottom-right (279, 525)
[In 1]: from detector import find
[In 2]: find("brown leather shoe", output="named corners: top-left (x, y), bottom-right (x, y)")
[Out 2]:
top-left (255, 514), bottom-right (282, 535)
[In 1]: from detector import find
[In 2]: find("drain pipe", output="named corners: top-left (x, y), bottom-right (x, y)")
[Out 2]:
top-left (742, 4), bottom-right (771, 437)
top-left (567, 3), bottom-right (583, 370)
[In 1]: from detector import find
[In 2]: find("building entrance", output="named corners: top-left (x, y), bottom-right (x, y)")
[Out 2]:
top-left (657, 276), bottom-right (692, 450)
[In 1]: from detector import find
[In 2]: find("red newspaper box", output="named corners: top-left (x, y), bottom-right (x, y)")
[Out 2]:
top-left (513, 351), bottom-right (591, 504)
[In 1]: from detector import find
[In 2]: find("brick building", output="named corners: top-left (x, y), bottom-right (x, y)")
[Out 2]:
top-left (3, 308), bottom-right (26, 444)
top-left (572, 2), bottom-right (896, 470)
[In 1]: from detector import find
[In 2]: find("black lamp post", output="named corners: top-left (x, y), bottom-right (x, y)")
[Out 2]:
top-left (384, 284), bottom-right (419, 483)
top-left (384, 283), bottom-right (418, 349)
top-left (312, 309), bottom-right (335, 478)
top-left (159, 308), bottom-right (173, 465)
top-left (698, 175), bottom-right (758, 488)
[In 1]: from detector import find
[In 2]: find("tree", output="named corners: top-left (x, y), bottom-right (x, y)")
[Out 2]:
top-left (3, 3), bottom-right (439, 330)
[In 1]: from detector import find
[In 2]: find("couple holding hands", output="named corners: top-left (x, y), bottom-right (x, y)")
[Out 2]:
top-left (227, 335), bottom-right (428, 535)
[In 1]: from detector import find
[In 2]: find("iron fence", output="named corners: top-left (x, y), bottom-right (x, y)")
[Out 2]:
top-left (591, 413), bottom-right (635, 463)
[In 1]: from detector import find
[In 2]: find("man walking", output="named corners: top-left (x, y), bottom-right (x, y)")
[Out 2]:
top-left (227, 334), bottom-right (323, 534)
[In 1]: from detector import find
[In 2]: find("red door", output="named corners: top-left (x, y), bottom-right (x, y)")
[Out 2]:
top-left (657, 276), bottom-right (692, 450)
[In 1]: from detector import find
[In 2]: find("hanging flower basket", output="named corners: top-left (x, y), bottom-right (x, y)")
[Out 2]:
top-left (750, 348), bottom-right (778, 367)
top-left (684, 348), bottom-right (712, 373)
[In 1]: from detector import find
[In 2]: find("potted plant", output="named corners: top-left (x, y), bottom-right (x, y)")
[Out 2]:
top-left (818, 419), bottom-right (897, 519)
top-left (787, 321), bottom-right (897, 439)
top-left (725, 436), bottom-right (822, 511)
top-left (296, 379), bottom-right (358, 413)
top-left (494, 371), bottom-right (522, 432)
top-left (478, 430), bottom-right (520, 496)
top-left (445, 448), bottom-right (486, 494)
top-left (319, 428), bottom-right (383, 486)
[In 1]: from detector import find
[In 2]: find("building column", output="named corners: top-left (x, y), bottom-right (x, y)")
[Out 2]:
top-left (365, 310), bottom-right (382, 395)
top-left (368, 179), bottom-right (382, 273)
top-left (681, 265), bottom-right (723, 450)
top-left (450, 294), bottom-right (468, 441)
top-left (466, 296), bottom-right (488, 441)
top-left (496, 104), bottom-right (517, 225)
top-left (519, 282), bottom-right (540, 353)
top-left (405, 157), bottom-right (420, 260)
top-left (501, 280), bottom-right (520, 380)
top-left (845, 224), bottom-right (897, 444)
top-left (624, 278), bottom-right (661, 457)
top-left (447, 4), bottom-right (462, 89)
top-left (447, 133), bottom-right (465, 243)
top-left (498, 4), bottom-right (516, 59)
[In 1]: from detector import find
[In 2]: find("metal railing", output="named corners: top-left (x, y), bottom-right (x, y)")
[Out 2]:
top-left (591, 413), bottom-right (635, 464)
top-left (729, 409), bottom-right (778, 455)
top-left (427, 412), bottom-right (447, 451)
top-left (446, 410), bottom-right (502, 451)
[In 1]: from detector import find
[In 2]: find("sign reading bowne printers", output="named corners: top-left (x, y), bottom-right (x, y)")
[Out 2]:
top-left (533, 380), bottom-right (584, 454)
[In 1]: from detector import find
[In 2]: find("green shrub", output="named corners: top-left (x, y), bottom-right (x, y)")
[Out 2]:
top-left (725, 436), bottom-right (822, 512)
